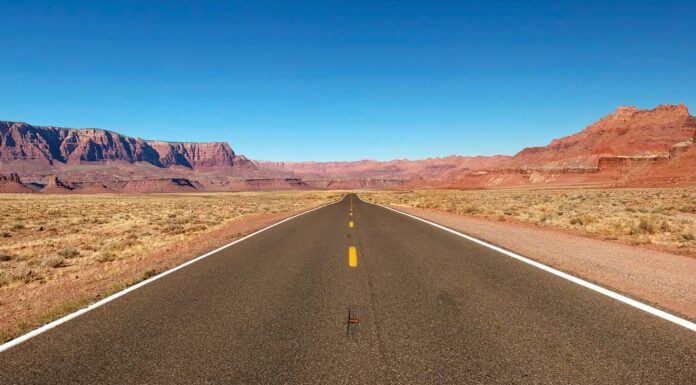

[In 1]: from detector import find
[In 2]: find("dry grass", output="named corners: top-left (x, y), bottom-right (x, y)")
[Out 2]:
top-left (0, 192), bottom-right (338, 290)
top-left (0, 191), bottom-right (340, 342)
top-left (362, 188), bottom-right (696, 254)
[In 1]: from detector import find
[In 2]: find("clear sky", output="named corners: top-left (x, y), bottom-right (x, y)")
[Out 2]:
top-left (1, 1), bottom-right (695, 161)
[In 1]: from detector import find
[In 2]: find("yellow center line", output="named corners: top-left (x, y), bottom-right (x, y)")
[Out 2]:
top-left (348, 246), bottom-right (358, 267)
top-left (349, 220), bottom-right (354, 228)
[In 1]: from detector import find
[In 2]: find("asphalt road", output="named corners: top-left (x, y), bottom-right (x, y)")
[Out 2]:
top-left (1, 194), bottom-right (695, 384)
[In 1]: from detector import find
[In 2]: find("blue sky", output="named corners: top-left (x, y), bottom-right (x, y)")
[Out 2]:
top-left (1, 1), bottom-right (695, 161)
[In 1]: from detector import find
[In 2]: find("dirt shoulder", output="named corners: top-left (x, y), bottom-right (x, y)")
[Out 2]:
top-left (0, 206), bottom-right (322, 343)
top-left (385, 205), bottom-right (696, 321)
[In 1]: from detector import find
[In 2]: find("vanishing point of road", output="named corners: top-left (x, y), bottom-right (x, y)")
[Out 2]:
top-left (1, 194), bottom-right (694, 384)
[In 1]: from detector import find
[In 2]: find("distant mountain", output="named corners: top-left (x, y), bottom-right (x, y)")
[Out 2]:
top-left (256, 155), bottom-right (511, 180)
top-left (0, 121), bottom-right (253, 170)
top-left (508, 104), bottom-right (694, 169)
top-left (1, 104), bottom-right (695, 193)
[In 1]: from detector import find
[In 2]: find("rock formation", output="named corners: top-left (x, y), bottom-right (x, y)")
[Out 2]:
top-left (41, 176), bottom-right (74, 193)
top-left (0, 173), bottom-right (33, 193)
top-left (0, 121), bottom-right (252, 170)
top-left (509, 104), bottom-right (694, 169)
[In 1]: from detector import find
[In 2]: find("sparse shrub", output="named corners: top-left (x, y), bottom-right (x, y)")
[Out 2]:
top-left (637, 217), bottom-right (656, 235)
top-left (22, 269), bottom-right (41, 283)
top-left (680, 232), bottom-right (696, 241)
top-left (57, 248), bottom-right (81, 259)
top-left (659, 220), bottom-right (671, 233)
top-left (569, 215), bottom-right (595, 226)
top-left (1, 265), bottom-right (42, 286)
top-left (162, 224), bottom-right (185, 235)
top-left (651, 207), bottom-right (668, 215)
top-left (0, 255), bottom-right (13, 262)
top-left (12, 223), bottom-right (25, 230)
top-left (142, 269), bottom-right (158, 279)
top-left (538, 214), bottom-right (553, 223)
top-left (1, 231), bottom-right (12, 238)
top-left (95, 252), bottom-right (116, 263)
top-left (42, 255), bottom-right (64, 268)
top-left (187, 224), bottom-right (208, 232)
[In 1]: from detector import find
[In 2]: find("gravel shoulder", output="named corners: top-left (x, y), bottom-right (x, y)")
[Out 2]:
top-left (386, 205), bottom-right (696, 321)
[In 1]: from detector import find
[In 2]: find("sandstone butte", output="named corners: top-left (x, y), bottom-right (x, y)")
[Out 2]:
top-left (1, 104), bottom-right (695, 193)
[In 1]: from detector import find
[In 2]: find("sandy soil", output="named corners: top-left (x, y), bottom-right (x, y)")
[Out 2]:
top-left (386, 205), bottom-right (696, 321)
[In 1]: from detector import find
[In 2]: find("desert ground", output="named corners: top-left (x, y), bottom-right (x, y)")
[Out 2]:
top-left (362, 188), bottom-right (696, 256)
top-left (0, 191), bottom-right (341, 342)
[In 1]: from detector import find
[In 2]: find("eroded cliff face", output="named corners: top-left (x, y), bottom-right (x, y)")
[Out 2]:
top-left (0, 121), bottom-right (252, 170)
top-left (510, 104), bottom-right (694, 168)
top-left (147, 141), bottom-right (242, 169)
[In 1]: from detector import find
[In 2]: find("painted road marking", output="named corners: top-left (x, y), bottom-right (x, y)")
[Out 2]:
top-left (349, 246), bottom-right (358, 267)
top-left (349, 220), bottom-right (354, 228)
top-left (0, 195), bottom-right (348, 353)
top-left (357, 196), bottom-right (696, 333)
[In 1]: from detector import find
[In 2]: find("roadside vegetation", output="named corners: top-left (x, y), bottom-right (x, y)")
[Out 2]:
top-left (0, 191), bottom-right (340, 342)
top-left (362, 189), bottom-right (696, 254)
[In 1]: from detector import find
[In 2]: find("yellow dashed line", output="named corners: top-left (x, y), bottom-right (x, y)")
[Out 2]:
top-left (348, 246), bottom-right (358, 267)
top-left (349, 220), bottom-right (354, 228)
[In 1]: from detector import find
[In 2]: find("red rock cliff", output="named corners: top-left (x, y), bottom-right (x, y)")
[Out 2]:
top-left (510, 104), bottom-right (694, 168)
top-left (0, 121), bottom-right (252, 170)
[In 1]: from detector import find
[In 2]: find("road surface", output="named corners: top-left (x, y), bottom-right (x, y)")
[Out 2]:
top-left (1, 194), bottom-right (694, 384)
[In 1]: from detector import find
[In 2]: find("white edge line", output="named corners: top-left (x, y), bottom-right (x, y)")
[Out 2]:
top-left (0, 195), bottom-right (346, 353)
top-left (357, 195), bottom-right (696, 333)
